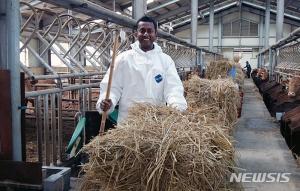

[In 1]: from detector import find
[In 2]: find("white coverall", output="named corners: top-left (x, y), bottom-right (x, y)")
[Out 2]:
top-left (96, 41), bottom-right (187, 123)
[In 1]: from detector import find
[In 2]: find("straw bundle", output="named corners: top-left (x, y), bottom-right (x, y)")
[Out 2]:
top-left (80, 104), bottom-right (236, 191)
top-left (235, 65), bottom-right (245, 89)
top-left (184, 75), bottom-right (240, 127)
top-left (231, 56), bottom-right (245, 89)
top-left (233, 56), bottom-right (240, 63)
top-left (206, 60), bottom-right (232, 79)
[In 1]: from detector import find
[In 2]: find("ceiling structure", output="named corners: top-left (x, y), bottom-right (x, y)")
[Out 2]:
top-left (22, 0), bottom-right (300, 34)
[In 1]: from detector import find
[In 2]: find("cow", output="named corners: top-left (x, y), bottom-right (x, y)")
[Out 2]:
top-left (25, 79), bottom-right (58, 92)
top-left (281, 106), bottom-right (300, 138)
top-left (270, 99), bottom-right (300, 117)
top-left (24, 79), bottom-right (58, 113)
top-left (283, 113), bottom-right (300, 155)
top-left (259, 80), bottom-right (278, 94)
top-left (265, 86), bottom-right (282, 110)
top-left (251, 68), bottom-right (258, 78)
top-left (267, 77), bottom-right (300, 117)
top-left (257, 68), bottom-right (269, 80)
top-left (253, 68), bottom-right (269, 87)
top-left (272, 76), bottom-right (300, 107)
top-left (288, 77), bottom-right (300, 97)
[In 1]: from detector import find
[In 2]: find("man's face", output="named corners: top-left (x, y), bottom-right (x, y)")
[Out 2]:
top-left (136, 21), bottom-right (157, 52)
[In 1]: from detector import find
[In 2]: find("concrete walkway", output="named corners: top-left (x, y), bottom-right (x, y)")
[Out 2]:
top-left (234, 78), bottom-right (300, 191)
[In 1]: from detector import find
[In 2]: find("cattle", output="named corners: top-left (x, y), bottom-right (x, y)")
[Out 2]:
top-left (25, 79), bottom-right (57, 92)
top-left (261, 83), bottom-right (285, 112)
top-left (270, 99), bottom-right (300, 117)
top-left (281, 106), bottom-right (300, 138)
top-left (254, 73), bottom-right (300, 154)
top-left (259, 69), bottom-right (269, 81)
top-left (24, 79), bottom-right (57, 112)
top-left (255, 75), bottom-right (296, 116)
top-left (255, 68), bottom-right (268, 79)
top-left (251, 68), bottom-right (258, 78)
top-left (288, 77), bottom-right (300, 97)
top-left (281, 110), bottom-right (300, 155)
top-left (259, 80), bottom-right (278, 94)
top-left (252, 68), bottom-right (269, 87)
top-left (266, 84), bottom-right (286, 102)
top-left (266, 77), bottom-right (300, 116)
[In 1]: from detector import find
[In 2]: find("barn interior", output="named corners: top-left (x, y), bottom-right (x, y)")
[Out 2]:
top-left (1, 0), bottom-right (300, 190)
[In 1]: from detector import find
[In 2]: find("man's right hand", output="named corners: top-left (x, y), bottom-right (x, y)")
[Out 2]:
top-left (100, 99), bottom-right (112, 112)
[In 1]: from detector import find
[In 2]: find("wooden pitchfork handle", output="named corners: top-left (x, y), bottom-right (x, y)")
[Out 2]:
top-left (99, 32), bottom-right (119, 135)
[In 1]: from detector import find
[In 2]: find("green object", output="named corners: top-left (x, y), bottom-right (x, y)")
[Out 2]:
top-left (108, 108), bottom-right (118, 124)
top-left (66, 108), bottom-right (118, 155)
top-left (66, 117), bottom-right (86, 154)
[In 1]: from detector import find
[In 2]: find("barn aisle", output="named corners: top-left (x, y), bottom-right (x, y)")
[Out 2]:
top-left (234, 78), bottom-right (300, 191)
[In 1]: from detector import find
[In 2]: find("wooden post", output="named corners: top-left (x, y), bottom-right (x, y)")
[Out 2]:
top-left (0, 70), bottom-right (12, 160)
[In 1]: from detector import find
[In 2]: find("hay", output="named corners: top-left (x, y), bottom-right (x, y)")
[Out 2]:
top-left (233, 56), bottom-right (240, 63)
top-left (184, 75), bottom-right (240, 127)
top-left (206, 60), bottom-right (232, 79)
top-left (231, 56), bottom-right (245, 89)
top-left (79, 72), bottom-right (242, 191)
top-left (235, 65), bottom-right (245, 89)
top-left (205, 58), bottom-right (244, 90)
top-left (80, 104), bottom-right (237, 191)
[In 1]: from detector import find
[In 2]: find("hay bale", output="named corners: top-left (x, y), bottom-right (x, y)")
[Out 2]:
top-left (231, 56), bottom-right (245, 89)
top-left (184, 75), bottom-right (240, 127)
top-left (80, 104), bottom-right (236, 191)
top-left (206, 60), bottom-right (232, 79)
top-left (233, 56), bottom-right (240, 63)
top-left (235, 65), bottom-right (245, 89)
top-left (205, 58), bottom-right (245, 90)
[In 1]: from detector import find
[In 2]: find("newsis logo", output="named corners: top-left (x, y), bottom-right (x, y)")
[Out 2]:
top-left (230, 172), bottom-right (291, 183)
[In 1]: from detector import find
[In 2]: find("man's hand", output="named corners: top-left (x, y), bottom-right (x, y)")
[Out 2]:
top-left (100, 99), bottom-right (112, 112)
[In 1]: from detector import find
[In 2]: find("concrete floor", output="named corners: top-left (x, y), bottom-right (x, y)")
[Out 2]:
top-left (234, 78), bottom-right (300, 191)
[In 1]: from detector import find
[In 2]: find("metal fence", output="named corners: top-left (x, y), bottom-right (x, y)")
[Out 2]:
top-left (276, 41), bottom-right (300, 76)
top-left (258, 26), bottom-right (300, 79)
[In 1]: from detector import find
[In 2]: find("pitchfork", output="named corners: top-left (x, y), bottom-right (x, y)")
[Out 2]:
top-left (99, 32), bottom-right (120, 135)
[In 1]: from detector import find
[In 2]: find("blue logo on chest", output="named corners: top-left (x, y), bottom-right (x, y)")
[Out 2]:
top-left (155, 74), bottom-right (163, 83)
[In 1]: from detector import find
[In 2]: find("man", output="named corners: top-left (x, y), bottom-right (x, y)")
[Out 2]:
top-left (96, 16), bottom-right (187, 123)
top-left (244, 61), bottom-right (251, 78)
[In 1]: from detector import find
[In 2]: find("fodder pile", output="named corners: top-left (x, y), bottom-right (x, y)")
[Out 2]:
top-left (205, 56), bottom-right (244, 90)
top-left (80, 104), bottom-right (237, 191)
top-left (184, 75), bottom-right (240, 127)
top-left (232, 56), bottom-right (245, 89)
top-left (235, 65), bottom-right (245, 88)
top-left (206, 60), bottom-right (232, 79)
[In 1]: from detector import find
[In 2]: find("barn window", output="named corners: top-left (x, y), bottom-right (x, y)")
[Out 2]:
top-left (232, 20), bottom-right (240, 36)
top-left (241, 20), bottom-right (249, 36)
top-left (223, 22), bottom-right (231, 36)
top-left (223, 19), bottom-right (258, 37)
top-left (249, 21), bottom-right (258, 36)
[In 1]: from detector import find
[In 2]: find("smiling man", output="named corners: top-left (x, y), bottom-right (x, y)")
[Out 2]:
top-left (96, 16), bottom-right (187, 123)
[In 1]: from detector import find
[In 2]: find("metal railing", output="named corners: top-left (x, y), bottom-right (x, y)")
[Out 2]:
top-left (257, 26), bottom-right (300, 79)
